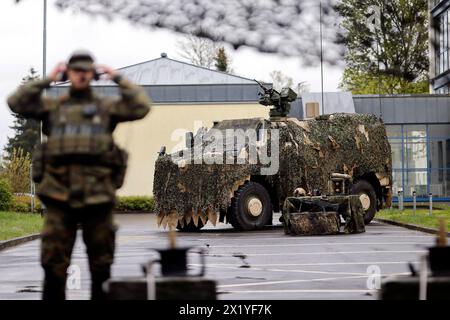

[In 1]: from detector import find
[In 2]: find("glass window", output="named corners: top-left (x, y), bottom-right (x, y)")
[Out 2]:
top-left (435, 11), bottom-right (450, 75)
top-left (388, 124), bottom-right (450, 200)
top-left (386, 125), bottom-right (402, 138)
top-left (429, 140), bottom-right (445, 170)
top-left (390, 141), bottom-right (403, 169)
top-left (405, 125), bottom-right (426, 140)
top-left (430, 169), bottom-right (450, 197)
top-left (405, 141), bottom-right (427, 169)
top-left (405, 171), bottom-right (428, 197)
top-left (429, 124), bottom-right (450, 138)
top-left (392, 170), bottom-right (403, 196)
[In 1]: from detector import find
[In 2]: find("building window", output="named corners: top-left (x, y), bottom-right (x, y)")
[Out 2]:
top-left (435, 10), bottom-right (450, 76)
top-left (386, 124), bottom-right (450, 200)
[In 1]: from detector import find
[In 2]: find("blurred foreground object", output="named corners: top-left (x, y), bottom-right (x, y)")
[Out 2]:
top-left (381, 218), bottom-right (450, 300)
top-left (50, 0), bottom-right (343, 64)
top-left (105, 230), bottom-right (216, 300)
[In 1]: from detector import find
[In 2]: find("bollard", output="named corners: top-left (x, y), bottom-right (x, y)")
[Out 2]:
top-left (398, 190), bottom-right (404, 211)
top-left (429, 193), bottom-right (433, 216)
top-left (412, 191), bottom-right (417, 216)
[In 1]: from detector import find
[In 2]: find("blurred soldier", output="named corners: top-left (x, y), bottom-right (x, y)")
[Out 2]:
top-left (7, 50), bottom-right (151, 300)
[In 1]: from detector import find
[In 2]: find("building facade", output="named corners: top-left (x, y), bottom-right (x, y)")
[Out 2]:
top-left (353, 95), bottom-right (450, 202)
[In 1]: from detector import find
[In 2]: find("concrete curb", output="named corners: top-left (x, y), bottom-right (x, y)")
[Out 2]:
top-left (375, 218), bottom-right (450, 237)
top-left (0, 234), bottom-right (41, 252)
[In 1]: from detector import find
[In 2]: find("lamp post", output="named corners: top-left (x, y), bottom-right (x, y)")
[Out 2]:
top-left (43, 0), bottom-right (47, 79)
top-left (41, 0), bottom-right (47, 145)
top-left (319, 1), bottom-right (325, 115)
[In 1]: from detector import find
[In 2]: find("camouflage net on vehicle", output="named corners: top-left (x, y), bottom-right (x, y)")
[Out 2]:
top-left (153, 156), bottom-right (259, 229)
top-left (276, 113), bottom-right (392, 205)
top-left (153, 113), bottom-right (392, 229)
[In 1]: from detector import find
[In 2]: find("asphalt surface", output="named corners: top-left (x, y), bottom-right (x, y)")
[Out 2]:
top-left (0, 213), bottom-right (439, 300)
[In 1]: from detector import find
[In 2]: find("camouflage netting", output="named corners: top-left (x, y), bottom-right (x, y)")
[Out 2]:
top-left (153, 113), bottom-right (391, 229)
top-left (282, 195), bottom-right (366, 235)
top-left (275, 113), bottom-right (392, 205)
top-left (153, 156), bottom-right (259, 229)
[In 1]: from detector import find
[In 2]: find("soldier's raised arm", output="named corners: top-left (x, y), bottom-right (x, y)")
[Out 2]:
top-left (98, 65), bottom-right (151, 122)
top-left (7, 63), bottom-right (65, 119)
top-left (7, 78), bottom-right (53, 119)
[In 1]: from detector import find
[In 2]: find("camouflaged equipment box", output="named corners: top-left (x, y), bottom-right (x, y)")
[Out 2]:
top-left (153, 113), bottom-right (392, 231)
top-left (282, 195), bottom-right (366, 236)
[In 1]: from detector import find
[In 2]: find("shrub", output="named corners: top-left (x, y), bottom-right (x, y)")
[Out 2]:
top-left (115, 196), bottom-right (154, 212)
top-left (11, 201), bottom-right (29, 213)
top-left (11, 195), bottom-right (41, 213)
top-left (2, 148), bottom-right (31, 194)
top-left (0, 179), bottom-right (13, 211)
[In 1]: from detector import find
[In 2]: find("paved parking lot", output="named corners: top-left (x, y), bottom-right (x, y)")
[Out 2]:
top-left (0, 213), bottom-right (437, 300)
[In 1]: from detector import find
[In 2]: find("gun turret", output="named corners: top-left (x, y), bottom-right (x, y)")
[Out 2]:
top-left (255, 80), bottom-right (297, 119)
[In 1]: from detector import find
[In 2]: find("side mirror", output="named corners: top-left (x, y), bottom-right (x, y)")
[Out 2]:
top-left (185, 132), bottom-right (194, 149)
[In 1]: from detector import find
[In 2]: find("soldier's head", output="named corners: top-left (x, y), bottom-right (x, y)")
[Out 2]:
top-left (66, 50), bottom-right (96, 90)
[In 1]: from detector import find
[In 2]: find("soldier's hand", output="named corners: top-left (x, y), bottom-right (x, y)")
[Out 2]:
top-left (48, 62), bottom-right (67, 82)
top-left (96, 64), bottom-right (118, 80)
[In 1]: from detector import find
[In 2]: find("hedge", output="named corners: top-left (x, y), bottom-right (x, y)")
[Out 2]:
top-left (3, 194), bottom-right (154, 213)
top-left (115, 196), bottom-right (154, 212)
top-left (11, 195), bottom-right (41, 213)
top-left (0, 179), bottom-right (13, 211)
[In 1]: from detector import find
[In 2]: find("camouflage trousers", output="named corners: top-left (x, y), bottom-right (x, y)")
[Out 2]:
top-left (40, 202), bottom-right (116, 300)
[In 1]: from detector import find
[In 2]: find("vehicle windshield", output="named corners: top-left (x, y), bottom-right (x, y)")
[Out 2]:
top-left (200, 119), bottom-right (265, 153)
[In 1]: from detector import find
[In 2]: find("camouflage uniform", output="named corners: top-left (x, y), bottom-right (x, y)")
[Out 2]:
top-left (7, 54), bottom-right (151, 300)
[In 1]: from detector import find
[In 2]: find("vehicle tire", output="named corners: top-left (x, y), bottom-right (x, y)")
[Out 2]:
top-left (350, 180), bottom-right (377, 224)
top-left (227, 182), bottom-right (272, 231)
top-left (176, 219), bottom-right (205, 232)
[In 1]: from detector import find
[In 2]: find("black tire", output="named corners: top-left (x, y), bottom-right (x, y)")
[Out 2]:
top-left (176, 219), bottom-right (205, 232)
top-left (227, 182), bottom-right (272, 231)
top-left (350, 180), bottom-right (377, 224)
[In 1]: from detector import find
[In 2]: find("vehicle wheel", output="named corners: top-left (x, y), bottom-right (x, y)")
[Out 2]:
top-left (350, 180), bottom-right (377, 224)
top-left (176, 219), bottom-right (205, 232)
top-left (227, 182), bottom-right (272, 231)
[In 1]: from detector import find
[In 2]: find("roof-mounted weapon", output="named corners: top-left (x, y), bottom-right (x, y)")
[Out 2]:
top-left (255, 80), bottom-right (297, 119)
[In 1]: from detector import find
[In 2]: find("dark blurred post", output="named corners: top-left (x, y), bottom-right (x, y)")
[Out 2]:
top-left (413, 190), bottom-right (417, 215)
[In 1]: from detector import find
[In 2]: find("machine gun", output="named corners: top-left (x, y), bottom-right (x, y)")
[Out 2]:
top-left (255, 80), bottom-right (298, 119)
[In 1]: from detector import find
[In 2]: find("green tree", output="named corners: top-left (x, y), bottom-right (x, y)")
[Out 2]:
top-left (336, 0), bottom-right (429, 94)
top-left (214, 47), bottom-right (231, 73)
top-left (5, 68), bottom-right (41, 156)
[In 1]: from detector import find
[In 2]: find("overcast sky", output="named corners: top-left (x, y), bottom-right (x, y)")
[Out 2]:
top-left (0, 0), bottom-right (344, 152)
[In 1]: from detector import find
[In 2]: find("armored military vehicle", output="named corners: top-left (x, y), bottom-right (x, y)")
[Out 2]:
top-left (153, 84), bottom-right (392, 231)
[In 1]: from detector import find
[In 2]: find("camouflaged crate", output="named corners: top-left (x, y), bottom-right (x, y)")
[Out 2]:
top-left (285, 211), bottom-right (341, 236)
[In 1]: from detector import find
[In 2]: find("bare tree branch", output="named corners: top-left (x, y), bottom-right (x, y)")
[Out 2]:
top-left (176, 35), bottom-right (219, 68)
